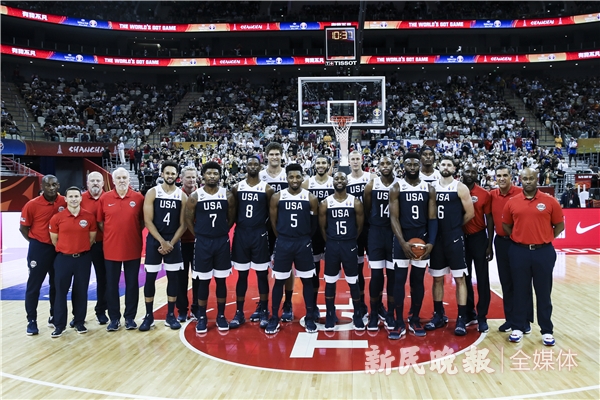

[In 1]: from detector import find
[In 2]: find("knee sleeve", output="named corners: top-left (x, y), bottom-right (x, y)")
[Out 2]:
top-left (325, 282), bottom-right (336, 298)
top-left (197, 279), bottom-right (210, 301)
top-left (370, 269), bottom-right (384, 298)
top-left (236, 270), bottom-right (249, 297)
top-left (215, 277), bottom-right (227, 299)
top-left (256, 270), bottom-right (269, 296)
top-left (166, 270), bottom-right (178, 297)
top-left (393, 268), bottom-right (408, 306)
top-left (386, 268), bottom-right (396, 298)
top-left (144, 271), bottom-right (158, 298)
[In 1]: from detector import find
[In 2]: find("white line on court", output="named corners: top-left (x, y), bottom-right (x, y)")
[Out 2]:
top-left (1, 372), bottom-right (175, 399)
top-left (492, 385), bottom-right (600, 399)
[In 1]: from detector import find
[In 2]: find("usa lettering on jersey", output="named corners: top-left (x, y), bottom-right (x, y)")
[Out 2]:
top-left (308, 176), bottom-right (334, 201)
top-left (259, 169), bottom-right (288, 193)
top-left (433, 180), bottom-right (463, 233)
top-left (153, 185), bottom-right (183, 236)
top-left (398, 179), bottom-right (429, 229)
top-left (277, 189), bottom-right (311, 238)
top-left (237, 181), bottom-right (269, 229)
top-left (370, 177), bottom-right (398, 227)
top-left (347, 172), bottom-right (370, 202)
top-left (326, 194), bottom-right (357, 240)
top-left (195, 187), bottom-right (229, 237)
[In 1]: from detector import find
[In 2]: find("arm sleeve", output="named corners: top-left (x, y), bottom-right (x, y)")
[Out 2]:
top-left (427, 219), bottom-right (438, 246)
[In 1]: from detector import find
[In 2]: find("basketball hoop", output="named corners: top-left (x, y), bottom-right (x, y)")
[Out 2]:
top-left (331, 116), bottom-right (353, 168)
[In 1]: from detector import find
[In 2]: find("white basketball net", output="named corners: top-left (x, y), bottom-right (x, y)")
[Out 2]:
top-left (331, 116), bottom-right (353, 144)
top-left (331, 116), bottom-right (353, 167)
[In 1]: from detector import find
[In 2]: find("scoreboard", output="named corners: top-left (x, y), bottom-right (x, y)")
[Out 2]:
top-left (325, 27), bottom-right (357, 66)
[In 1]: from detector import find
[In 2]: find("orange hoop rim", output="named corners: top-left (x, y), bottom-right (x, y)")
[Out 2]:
top-left (330, 116), bottom-right (354, 127)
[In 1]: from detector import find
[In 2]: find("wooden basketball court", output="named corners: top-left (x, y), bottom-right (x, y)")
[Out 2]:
top-left (1, 246), bottom-right (598, 399)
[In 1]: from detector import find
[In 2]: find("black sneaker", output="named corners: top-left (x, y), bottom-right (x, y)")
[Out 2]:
top-left (139, 315), bottom-right (155, 332)
top-left (388, 322), bottom-right (406, 340)
top-left (229, 310), bottom-right (246, 329)
top-left (409, 321), bottom-right (427, 337)
top-left (69, 319), bottom-right (75, 329)
top-left (367, 314), bottom-right (380, 331)
top-left (26, 320), bottom-right (39, 336)
top-left (353, 311), bottom-right (366, 331)
top-left (313, 307), bottom-right (321, 322)
top-left (304, 317), bottom-right (318, 333)
top-left (249, 302), bottom-right (262, 321)
top-left (96, 314), bottom-right (109, 325)
top-left (195, 316), bottom-right (207, 333)
top-left (51, 327), bottom-right (64, 338)
top-left (125, 319), bottom-right (137, 330)
top-left (265, 316), bottom-right (280, 334)
top-left (498, 321), bottom-right (512, 332)
top-left (281, 302), bottom-right (293, 322)
top-left (106, 320), bottom-right (121, 332)
top-left (477, 320), bottom-right (489, 333)
top-left (454, 316), bottom-right (467, 336)
top-left (165, 313), bottom-right (181, 330)
top-left (216, 314), bottom-right (229, 331)
top-left (177, 313), bottom-right (187, 323)
top-left (75, 324), bottom-right (88, 334)
top-left (384, 314), bottom-right (395, 330)
top-left (377, 304), bottom-right (387, 321)
top-left (47, 316), bottom-right (55, 328)
top-left (465, 312), bottom-right (478, 327)
top-left (324, 312), bottom-right (336, 331)
top-left (258, 309), bottom-right (269, 329)
top-left (424, 312), bottom-right (447, 331)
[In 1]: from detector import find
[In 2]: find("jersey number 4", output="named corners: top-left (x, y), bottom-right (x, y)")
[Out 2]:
top-left (163, 212), bottom-right (171, 226)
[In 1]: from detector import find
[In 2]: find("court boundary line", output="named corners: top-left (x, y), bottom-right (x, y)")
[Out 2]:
top-left (492, 385), bottom-right (600, 399)
top-left (1, 372), bottom-right (175, 399)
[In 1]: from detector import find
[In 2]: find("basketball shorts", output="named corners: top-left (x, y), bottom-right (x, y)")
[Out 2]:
top-left (429, 231), bottom-right (468, 278)
top-left (231, 228), bottom-right (270, 271)
top-left (272, 236), bottom-right (315, 280)
top-left (145, 235), bottom-right (183, 273)
top-left (393, 227), bottom-right (429, 268)
top-left (367, 225), bottom-right (394, 270)
top-left (193, 235), bottom-right (232, 280)
top-left (324, 239), bottom-right (358, 284)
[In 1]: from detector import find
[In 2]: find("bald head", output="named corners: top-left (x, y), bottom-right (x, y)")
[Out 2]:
top-left (87, 171), bottom-right (104, 198)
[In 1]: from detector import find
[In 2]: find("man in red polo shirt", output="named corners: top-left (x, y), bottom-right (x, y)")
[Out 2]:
top-left (461, 164), bottom-right (494, 334)
top-left (20, 175), bottom-right (67, 336)
top-left (81, 171), bottom-right (109, 325)
top-left (49, 187), bottom-right (97, 338)
top-left (97, 167), bottom-right (144, 332)
top-left (503, 168), bottom-right (564, 346)
top-left (489, 165), bottom-right (532, 334)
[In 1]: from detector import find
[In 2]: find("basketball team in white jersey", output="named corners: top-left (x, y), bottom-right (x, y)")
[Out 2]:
top-left (143, 142), bottom-right (481, 339)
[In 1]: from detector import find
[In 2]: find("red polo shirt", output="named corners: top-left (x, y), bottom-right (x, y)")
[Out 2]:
top-left (81, 190), bottom-right (104, 242)
top-left (97, 188), bottom-right (144, 261)
top-left (49, 209), bottom-right (97, 254)
top-left (502, 190), bottom-right (563, 245)
top-left (463, 184), bottom-right (491, 235)
top-left (20, 195), bottom-right (67, 244)
top-left (490, 185), bottom-right (522, 236)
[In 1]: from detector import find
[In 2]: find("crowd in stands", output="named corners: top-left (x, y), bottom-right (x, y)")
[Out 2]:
top-left (6, 1), bottom-right (589, 24)
top-left (16, 74), bottom-right (186, 143)
top-left (5, 71), bottom-right (597, 196)
top-left (1, 100), bottom-right (21, 137)
top-left (511, 76), bottom-right (600, 139)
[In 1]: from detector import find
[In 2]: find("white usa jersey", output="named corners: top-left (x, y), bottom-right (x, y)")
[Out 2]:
top-left (347, 172), bottom-right (371, 202)
top-left (307, 176), bottom-right (334, 201)
top-left (419, 169), bottom-right (442, 184)
top-left (259, 169), bottom-right (288, 192)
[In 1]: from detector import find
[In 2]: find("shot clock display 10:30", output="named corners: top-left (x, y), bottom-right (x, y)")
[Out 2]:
top-left (325, 27), bottom-right (357, 65)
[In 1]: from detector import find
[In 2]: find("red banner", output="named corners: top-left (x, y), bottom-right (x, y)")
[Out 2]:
top-left (553, 208), bottom-right (600, 248)
top-left (0, 176), bottom-right (41, 212)
top-left (23, 141), bottom-right (114, 157)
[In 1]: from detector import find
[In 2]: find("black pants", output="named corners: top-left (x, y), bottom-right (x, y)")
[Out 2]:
top-left (509, 243), bottom-right (556, 334)
top-left (25, 239), bottom-right (57, 321)
top-left (90, 241), bottom-right (107, 317)
top-left (464, 229), bottom-right (490, 321)
top-left (494, 235), bottom-right (533, 326)
top-left (176, 242), bottom-right (195, 315)
top-left (105, 259), bottom-right (141, 321)
top-left (53, 253), bottom-right (92, 330)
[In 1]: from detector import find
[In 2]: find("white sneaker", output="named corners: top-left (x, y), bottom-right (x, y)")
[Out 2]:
top-left (509, 329), bottom-right (523, 343)
top-left (542, 334), bottom-right (555, 346)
